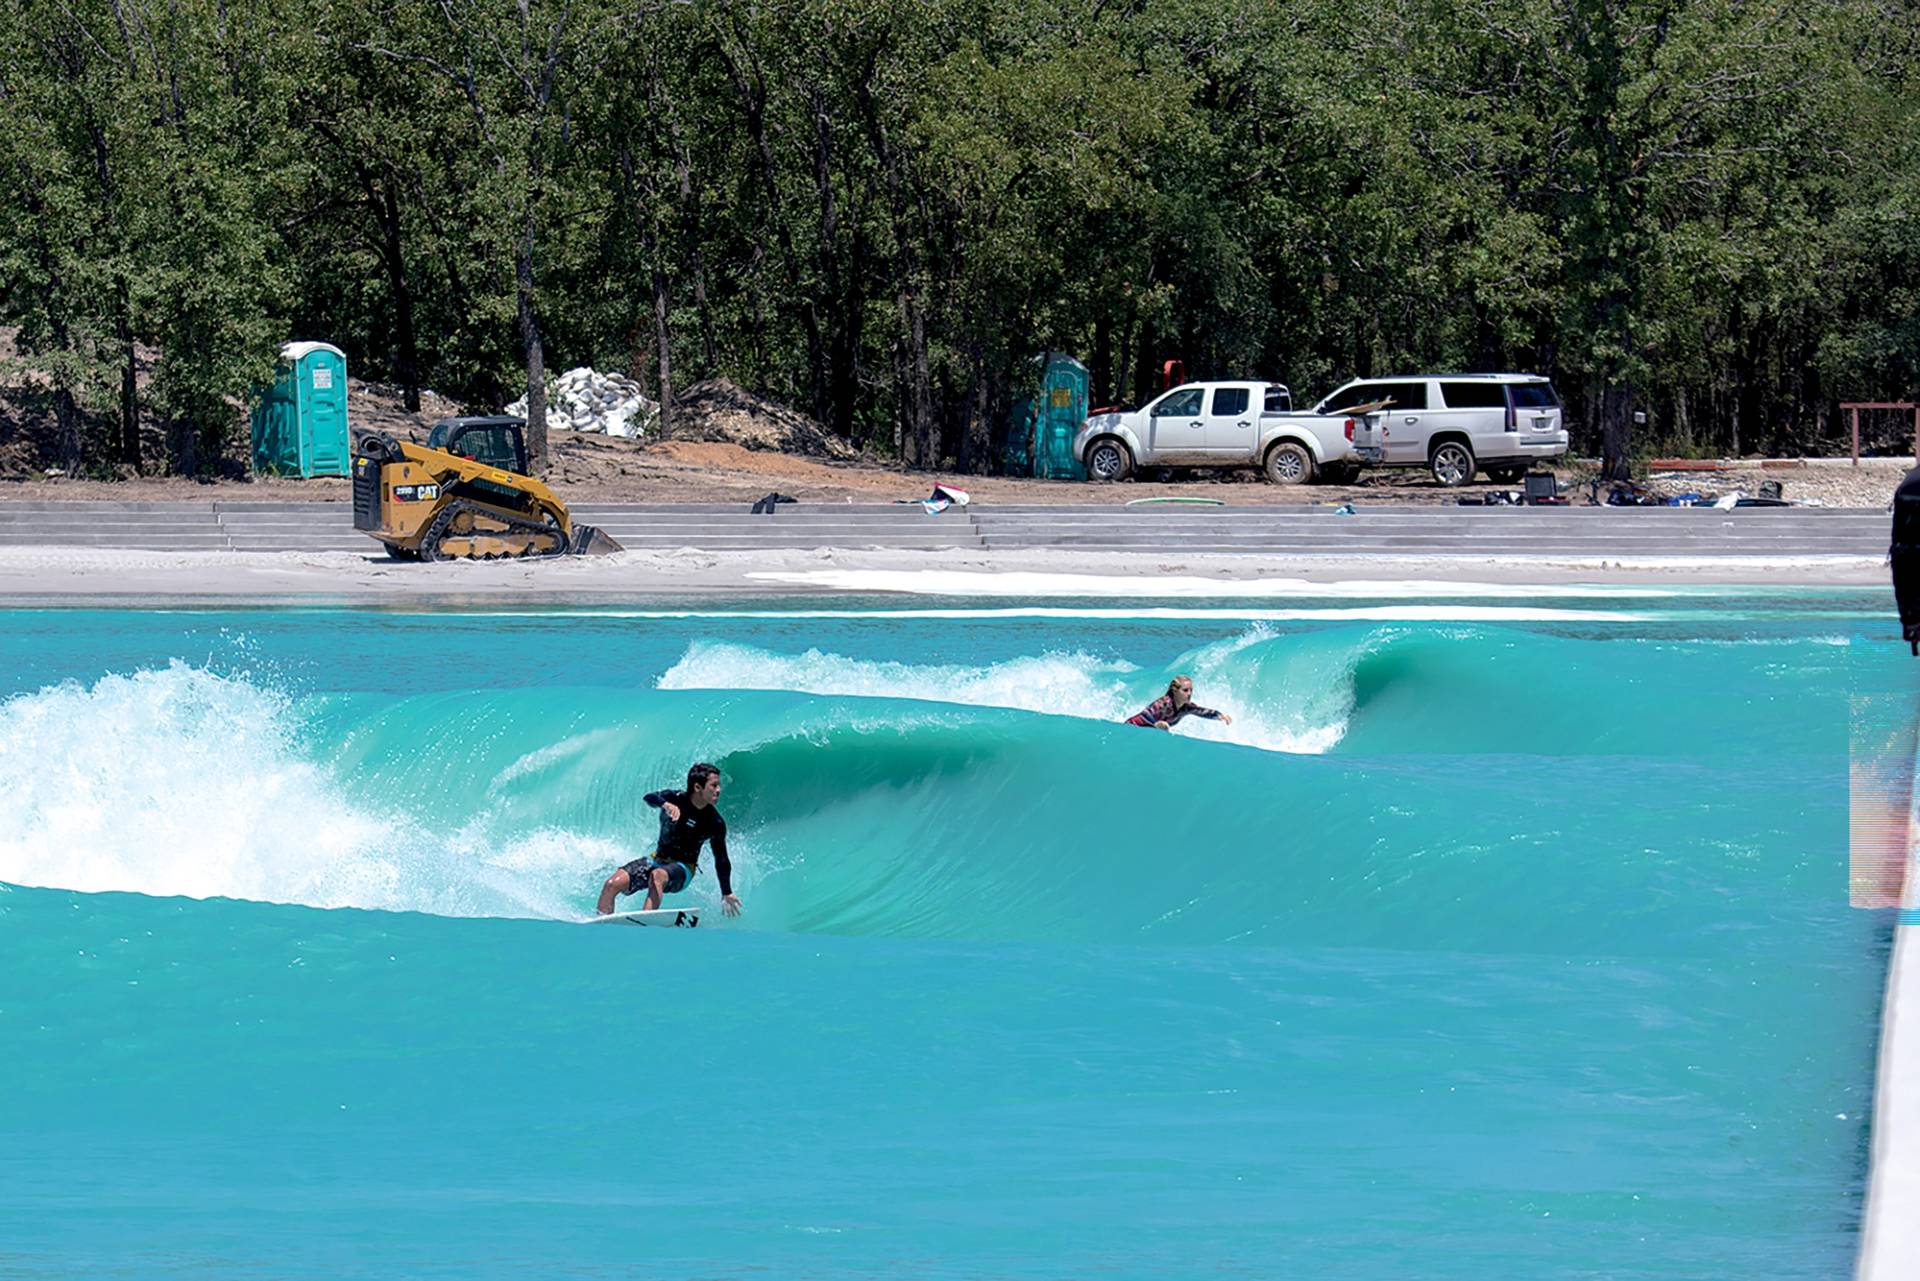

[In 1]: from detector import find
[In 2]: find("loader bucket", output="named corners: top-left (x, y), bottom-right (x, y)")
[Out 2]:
top-left (569, 524), bottom-right (624, 555)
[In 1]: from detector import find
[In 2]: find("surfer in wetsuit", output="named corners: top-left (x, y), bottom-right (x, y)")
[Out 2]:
top-left (596, 762), bottom-right (743, 916)
top-left (1125, 675), bottom-right (1233, 732)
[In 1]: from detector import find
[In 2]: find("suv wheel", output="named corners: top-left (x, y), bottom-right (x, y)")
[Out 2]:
top-left (1430, 441), bottom-right (1475, 487)
top-left (1265, 441), bottom-right (1315, 485)
top-left (1086, 439), bottom-right (1133, 482)
top-left (1486, 464), bottom-right (1526, 485)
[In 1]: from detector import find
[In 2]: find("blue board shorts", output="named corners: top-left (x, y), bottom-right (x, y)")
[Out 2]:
top-left (621, 858), bottom-right (691, 896)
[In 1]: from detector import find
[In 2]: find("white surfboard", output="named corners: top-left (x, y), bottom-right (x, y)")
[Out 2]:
top-left (586, 907), bottom-right (702, 928)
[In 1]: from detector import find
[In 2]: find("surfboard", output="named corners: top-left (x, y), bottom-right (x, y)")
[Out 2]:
top-left (1125, 496), bottom-right (1225, 506)
top-left (586, 907), bottom-right (702, 928)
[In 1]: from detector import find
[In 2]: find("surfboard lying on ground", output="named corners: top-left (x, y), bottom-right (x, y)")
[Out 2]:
top-left (586, 907), bottom-right (702, 928)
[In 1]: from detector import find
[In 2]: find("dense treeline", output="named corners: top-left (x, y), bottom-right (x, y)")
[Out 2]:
top-left (2, 0), bottom-right (1916, 477)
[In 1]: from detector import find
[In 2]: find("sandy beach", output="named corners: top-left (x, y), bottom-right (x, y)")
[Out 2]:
top-left (0, 541), bottom-right (1889, 601)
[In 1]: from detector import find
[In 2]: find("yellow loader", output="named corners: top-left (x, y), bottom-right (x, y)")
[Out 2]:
top-left (351, 417), bottom-right (621, 560)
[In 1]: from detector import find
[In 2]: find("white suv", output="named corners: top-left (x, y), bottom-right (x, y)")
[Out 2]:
top-left (1311, 374), bottom-right (1567, 485)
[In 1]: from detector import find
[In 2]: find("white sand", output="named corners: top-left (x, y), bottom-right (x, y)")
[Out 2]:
top-left (0, 544), bottom-right (1888, 600)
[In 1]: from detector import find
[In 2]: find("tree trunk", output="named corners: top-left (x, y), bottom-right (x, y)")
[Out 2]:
top-left (378, 183), bottom-right (421, 413)
top-left (167, 412), bottom-right (198, 478)
top-left (516, 211), bottom-right (547, 473)
top-left (112, 289), bottom-right (140, 472)
top-left (1133, 318), bottom-right (1158, 404)
top-left (1091, 317), bottom-right (1113, 408)
top-left (668, 126), bottom-right (716, 373)
top-left (855, 78), bottom-right (929, 465)
top-left (652, 262), bottom-right (674, 434)
top-left (966, 346), bottom-right (998, 472)
top-left (1600, 383), bottom-right (1635, 482)
top-left (720, 36), bottom-right (827, 423)
top-left (53, 386), bottom-right (81, 473)
top-left (647, 65), bottom-right (716, 378)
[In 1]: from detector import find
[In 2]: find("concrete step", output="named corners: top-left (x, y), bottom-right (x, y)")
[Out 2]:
top-left (971, 512), bottom-right (1888, 526)
top-left (224, 536), bottom-right (371, 549)
top-left (584, 524), bottom-right (975, 539)
top-left (600, 536), bottom-right (979, 549)
top-left (977, 541), bottom-right (1881, 555)
top-left (0, 534), bottom-right (234, 549)
top-left (972, 530), bottom-right (1884, 547)
top-left (0, 514), bottom-right (222, 529)
top-left (570, 513), bottom-right (972, 527)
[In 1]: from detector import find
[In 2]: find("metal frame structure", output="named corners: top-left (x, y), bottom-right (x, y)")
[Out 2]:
top-left (1844, 401), bottom-right (1920, 465)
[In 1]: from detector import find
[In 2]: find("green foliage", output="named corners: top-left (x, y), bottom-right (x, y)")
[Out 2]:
top-left (0, 0), bottom-right (1915, 476)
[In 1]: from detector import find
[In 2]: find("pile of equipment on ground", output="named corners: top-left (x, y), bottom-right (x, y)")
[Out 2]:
top-left (506, 367), bottom-right (657, 438)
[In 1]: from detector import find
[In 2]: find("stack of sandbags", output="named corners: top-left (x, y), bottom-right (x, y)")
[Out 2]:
top-left (506, 367), bottom-right (659, 438)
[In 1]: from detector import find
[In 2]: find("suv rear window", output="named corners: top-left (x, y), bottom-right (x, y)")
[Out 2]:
top-left (1511, 382), bottom-right (1560, 409)
top-left (1440, 381), bottom-right (1507, 409)
top-left (1373, 382), bottom-right (1428, 411)
top-left (1321, 380), bottom-right (1429, 413)
top-left (1320, 383), bottom-right (1382, 413)
top-left (1211, 388), bottom-right (1250, 416)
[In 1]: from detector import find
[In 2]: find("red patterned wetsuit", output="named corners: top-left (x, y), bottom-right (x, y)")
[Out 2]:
top-left (1125, 695), bottom-right (1225, 728)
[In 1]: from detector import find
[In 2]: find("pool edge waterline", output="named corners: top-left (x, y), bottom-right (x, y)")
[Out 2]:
top-left (1859, 894), bottom-right (1920, 1279)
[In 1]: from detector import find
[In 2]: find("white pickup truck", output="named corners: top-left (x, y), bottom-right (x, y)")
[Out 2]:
top-left (1072, 381), bottom-right (1383, 484)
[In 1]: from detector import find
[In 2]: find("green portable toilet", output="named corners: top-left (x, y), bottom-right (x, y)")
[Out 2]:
top-left (1003, 353), bottom-right (1089, 480)
top-left (251, 341), bottom-right (349, 478)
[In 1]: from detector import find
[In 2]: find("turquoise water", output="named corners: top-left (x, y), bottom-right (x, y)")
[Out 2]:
top-left (0, 588), bottom-right (1903, 1278)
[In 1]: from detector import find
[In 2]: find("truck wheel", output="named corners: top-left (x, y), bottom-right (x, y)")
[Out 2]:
top-left (1430, 441), bottom-right (1475, 487)
top-left (1486, 464), bottom-right (1526, 485)
top-left (1264, 441), bottom-right (1315, 485)
top-left (1086, 439), bottom-right (1133, 483)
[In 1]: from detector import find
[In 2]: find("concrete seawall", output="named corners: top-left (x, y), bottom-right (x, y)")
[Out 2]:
top-left (0, 499), bottom-right (1894, 557)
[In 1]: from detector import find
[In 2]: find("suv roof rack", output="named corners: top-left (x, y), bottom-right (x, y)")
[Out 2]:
top-left (1428, 372), bottom-right (1550, 381)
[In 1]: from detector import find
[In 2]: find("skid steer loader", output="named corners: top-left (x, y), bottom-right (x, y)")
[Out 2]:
top-left (352, 417), bottom-right (622, 560)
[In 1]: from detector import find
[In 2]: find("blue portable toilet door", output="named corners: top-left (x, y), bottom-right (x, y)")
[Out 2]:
top-left (1039, 357), bottom-right (1089, 480)
top-left (285, 342), bottom-right (349, 477)
top-left (304, 355), bottom-right (346, 476)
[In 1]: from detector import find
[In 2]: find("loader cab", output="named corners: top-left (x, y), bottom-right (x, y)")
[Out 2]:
top-left (427, 416), bottom-right (529, 475)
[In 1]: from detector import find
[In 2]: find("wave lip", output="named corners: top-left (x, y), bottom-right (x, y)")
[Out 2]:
top-left (660, 640), bottom-right (1140, 720)
top-left (658, 631), bottom-right (1372, 754)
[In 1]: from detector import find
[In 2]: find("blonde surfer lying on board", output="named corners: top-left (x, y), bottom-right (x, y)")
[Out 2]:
top-left (1124, 675), bottom-right (1233, 731)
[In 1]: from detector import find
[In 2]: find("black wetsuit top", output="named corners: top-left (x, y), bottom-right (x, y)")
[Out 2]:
top-left (644, 790), bottom-right (733, 895)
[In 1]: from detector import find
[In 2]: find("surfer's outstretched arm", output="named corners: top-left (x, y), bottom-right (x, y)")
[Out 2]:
top-left (712, 826), bottom-right (742, 917)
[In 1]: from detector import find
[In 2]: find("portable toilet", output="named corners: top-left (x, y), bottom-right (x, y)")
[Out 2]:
top-left (1003, 353), bottom-right (1089, 479)
top-left (251, 341), bottom-right (349, 477)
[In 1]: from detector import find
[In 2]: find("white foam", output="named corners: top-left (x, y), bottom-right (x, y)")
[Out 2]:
top-left (657, 636), bottom-right (1353, 754)
top-left (0, 665), bottom-right (611, 919)
top-left (745, 570), bottom-right (1693, 598)
top-left (659, 641), bottom-right (1141, 720)
top-left (511, 605), bottom-right (1654, 622)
